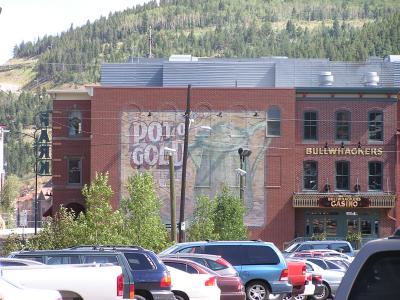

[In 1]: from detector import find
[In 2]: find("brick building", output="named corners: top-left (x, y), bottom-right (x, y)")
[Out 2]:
top-left (49, 56), bottom-right (400, 247)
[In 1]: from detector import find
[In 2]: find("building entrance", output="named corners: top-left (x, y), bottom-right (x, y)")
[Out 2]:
top-left (304, 210), bottom-right (379, 242)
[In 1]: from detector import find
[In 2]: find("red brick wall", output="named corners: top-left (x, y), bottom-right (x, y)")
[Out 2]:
top-left (295, 97), bottom-right (398, 237)
top-left (52, 100), bottom-right (91, 210)
top-left (89, 87), bottom-right (296, 246)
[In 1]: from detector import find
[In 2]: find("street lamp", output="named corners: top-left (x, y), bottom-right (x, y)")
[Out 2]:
top-left (238, 148), bottom-right (252, 201)
top-left (164, 146), bottom-right (177, 242)
top-left (11, 127), bottom-right (41, 234)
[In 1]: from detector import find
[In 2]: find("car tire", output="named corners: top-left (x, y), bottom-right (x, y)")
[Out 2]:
top-left (246, 281), bottom-right (270, 300)
top-left (135, 295), bottom-right (147, 300)
top-left (173, 291), bottom-right (189, 300)
top-left (312, 283), bottom-right (329, 300)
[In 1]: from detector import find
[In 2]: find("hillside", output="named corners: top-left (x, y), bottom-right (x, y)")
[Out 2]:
top-left (9, 0), bottom-right (400, 87)
top-left (1, 0), bottom-right (400, 180)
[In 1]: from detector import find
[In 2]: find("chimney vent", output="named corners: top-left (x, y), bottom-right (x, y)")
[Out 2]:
top-left (364, 72), bottom-right (379, 87)
top-left (319, 71), bottom-right (334, 86)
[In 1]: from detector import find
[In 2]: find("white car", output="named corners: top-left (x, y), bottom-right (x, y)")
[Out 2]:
top-left (167, 266), bottom-right (221, 300)
top-left (0, 277), bottom-right (62, 300)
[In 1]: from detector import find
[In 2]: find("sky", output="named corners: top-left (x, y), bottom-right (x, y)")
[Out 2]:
top-left (0, 0), bottom-right (148, 64)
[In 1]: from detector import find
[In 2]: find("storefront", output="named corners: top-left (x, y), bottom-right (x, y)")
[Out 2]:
top-left (294, 191), bottom-right (396, 244)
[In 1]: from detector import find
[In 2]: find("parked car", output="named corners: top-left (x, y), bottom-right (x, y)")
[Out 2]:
top-left (290, 250), bottom-right (352, 262)
top-left (159, 253), bottom-right (238, 277)
top-left (1, 263), bottom-right (133, 300)
top-left (302, 260), bottom-right (345, 300)
top-left (167, 266), bottom-right (221, 300)
top-left (0, 277), bottom-right (62, 300)
top-left (302, 258), bottom-right (346, 272)
top-left (335, 238), bottom-right (400, 300)
top-left (283, 241), bottom-right (354, 258)
top-left (66, 245), bottom-right (175, 300)
top-left (0, 258), bottom-right (44, 267)
top-left (160, 240), bottom-right (292, 300)
top-left (161, 257), bottom-right (245, 300)
top-left (285, 259), bottom-right (307, 297)
top-left (9, 248), bottom-right (136, 300)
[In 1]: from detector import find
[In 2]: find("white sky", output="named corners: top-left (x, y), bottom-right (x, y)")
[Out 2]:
top-left (0, 0), bottom-right (149, 64)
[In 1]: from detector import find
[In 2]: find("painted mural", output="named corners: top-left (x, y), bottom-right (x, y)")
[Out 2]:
top-left (121, 111), bottom-right (269, 227)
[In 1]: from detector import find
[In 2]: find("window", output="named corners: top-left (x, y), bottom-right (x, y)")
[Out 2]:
top-left (368, 161), bottom-right (383, 191)
top-left (368, 111), bottom-right (383, 141)
top-left (349, 251), bottom-right (400, 300)
top-left (330, 243), bottom-right (351, 254)
top-left (124, 253), bottom-right (154, 270)
top-left (68, 111), bottom-right (82, 136)
top-left (336, 111), bottom-right (351, 141)
top-left (267, 107), bottom-right (281, 136)
top-left (178, 246), bottom-right (202, 254)
top-left (205, 245), bottom-right (243, 266)
top-left (336, 161), bottom-right (350, 190)
top-left (243, 245), bottom-right (280, 265)
top-left (304, 111), bottom-right (318, 140)
top-left (303, 161), bottom-right (318, 190)
top-left (83, 255), bottom-right (118, 264)
top-left (46, 255), bottom-right (80, 265)
top-left (68, 158), bottom-right (82, 185)
top-left (163, 262), bottom-right (198, 274)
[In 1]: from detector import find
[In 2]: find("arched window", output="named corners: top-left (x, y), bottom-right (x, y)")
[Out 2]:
top-left (336, 110), bottom-right (351, 141)
top-left (68, 111), bottom-right (82, 136)
top-left (267, 107), bottom-right (281, 137)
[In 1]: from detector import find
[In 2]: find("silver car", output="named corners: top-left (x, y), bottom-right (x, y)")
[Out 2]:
top-left (0, 258), bottom-right (44, 267)
top-left (303, 260), bottom-right (345, 300)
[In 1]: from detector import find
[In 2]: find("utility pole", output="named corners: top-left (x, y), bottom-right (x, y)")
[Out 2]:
top-left (164, 147), bottom-right (177, 242)
top-left (148, 26), bottom-right (153, 58)
top-left (179, 84), bottom-right (191, 243)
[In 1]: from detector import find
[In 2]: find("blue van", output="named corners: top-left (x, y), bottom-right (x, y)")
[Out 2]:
top-left (160, 240), bottom-right (292, 300)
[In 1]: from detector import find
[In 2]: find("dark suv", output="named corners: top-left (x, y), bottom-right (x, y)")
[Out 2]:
top-left (11, 245), bottom-right (175, 300)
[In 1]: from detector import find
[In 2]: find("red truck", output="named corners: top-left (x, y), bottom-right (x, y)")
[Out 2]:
top-left (286, 259), bottom-right (307, 297)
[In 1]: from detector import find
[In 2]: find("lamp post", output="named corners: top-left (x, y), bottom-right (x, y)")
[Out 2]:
top-left (237, 148), bottom-right (252, 201)
top-left (164, 147), bottom-right (177, 242)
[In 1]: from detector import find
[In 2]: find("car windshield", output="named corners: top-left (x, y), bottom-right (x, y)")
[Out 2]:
top-left (284, 243), bottom-right (300, 253)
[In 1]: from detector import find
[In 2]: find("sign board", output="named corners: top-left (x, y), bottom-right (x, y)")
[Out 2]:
top-left (305, 147), bottom-right (383, 156)
top-left (318, 196), bottom-right (371, 208)
top-left (20, 210), bottom-right (28, 227)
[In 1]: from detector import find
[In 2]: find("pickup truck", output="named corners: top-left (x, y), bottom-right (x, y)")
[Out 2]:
top-left (334, 238), bottom-right (400, 300)
top-left (0, 263), bottom-right (135, 300)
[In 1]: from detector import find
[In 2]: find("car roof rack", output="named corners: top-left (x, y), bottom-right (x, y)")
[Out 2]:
top-left (68, 245), bottom-right (144, 250)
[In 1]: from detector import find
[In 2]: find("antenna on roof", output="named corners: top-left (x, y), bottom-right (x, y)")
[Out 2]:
top-left (148, 26), bottom-right (153, 58)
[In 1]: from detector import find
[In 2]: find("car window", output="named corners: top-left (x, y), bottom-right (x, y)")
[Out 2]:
top-left (298, 244), bottom-right (312, 251)
top-left (163, 262), bottom-right (198, 274)
top-left (0, 261), bottom-right (26, 266)
top-left (178, 246), bottom-right (202, 254)
top-left (330, 243), bottom-right (351, 253)
top-left (308, 259), bottom-right (327, 269)
top-left (349, 251), bottom-right (400, 300)
top-left (311, 244), bottom-right (330, 250)
top-left (325, 260), bottom-right (342, 269)
top-left (184, 257), bottom-right (206, 266)
top-left (14, 256), bottom-right (43, 263)
top-left (124, 253), bottom-right (155, 270)
top-left (206, 258), bottom-right (227, 271)
top-left (243, 245), bottom-right (280, 265)
top-left (83, 255), bottom-right (118, 264)
top-left (46, 255), bottom-right (80, 265)
top-left (305, 263), bottom-right (314, 272)
top-left (204, 245), bottom-right (242, 265)
top-left (285, 243), bottom-right (300, 253)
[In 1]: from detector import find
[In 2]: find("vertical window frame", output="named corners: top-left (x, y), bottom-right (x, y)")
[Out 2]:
top-left (368, 161), bottom-right (383, 191)
top-left (303, 160), bottom-right (318, 191)
top-left (368, 110), bottom-right (384, 142)
top-left (303, 111), bottom-right (318, 141)
top-left (67, 157), bottom-right (82, 185)
top-left (266, 106), bottom-right (281, 137)
top-left (335, 160), bottom-right (350, 191)
top-left (68, 110), bottom-right (83, 137)
top-left (335, 110), bottom-right (351, 141)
